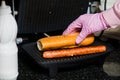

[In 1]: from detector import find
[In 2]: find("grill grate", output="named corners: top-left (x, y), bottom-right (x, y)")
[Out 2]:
top-left (22, 37), bottom-right (113, 77)
top-left (17, 0), bottom-right (89, 34)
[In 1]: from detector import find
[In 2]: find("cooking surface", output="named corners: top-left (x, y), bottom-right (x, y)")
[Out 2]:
top-left (22, 38), bottom-right (111, 65)
top-left (17, 39), bottom-right (120, 80)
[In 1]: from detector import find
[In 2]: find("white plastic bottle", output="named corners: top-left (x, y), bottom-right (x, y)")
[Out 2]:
top-left (0, 1), bottom-right (18, 80)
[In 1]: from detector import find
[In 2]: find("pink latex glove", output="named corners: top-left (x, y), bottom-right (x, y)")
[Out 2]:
top-left (63, 13), bottom-right (109, 44)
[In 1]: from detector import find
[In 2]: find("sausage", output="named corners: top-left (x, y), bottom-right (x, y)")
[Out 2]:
top-left (37, 33), bottom-right (94, 51)
top-left (43, 45), bottom-right (106, 58)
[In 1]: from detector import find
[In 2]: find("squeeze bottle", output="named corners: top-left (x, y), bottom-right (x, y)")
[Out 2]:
top-left (0, 1), bottom-right (18, 80)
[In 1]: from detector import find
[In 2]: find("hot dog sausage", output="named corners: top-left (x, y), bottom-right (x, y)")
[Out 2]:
top-left (43, 45), bottom-right (106, 58)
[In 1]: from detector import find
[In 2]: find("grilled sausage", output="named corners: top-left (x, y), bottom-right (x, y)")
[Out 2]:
top-left (43, 45), bottom-right (106, 58)
top-left (37, 33), bottom-right (94, 51)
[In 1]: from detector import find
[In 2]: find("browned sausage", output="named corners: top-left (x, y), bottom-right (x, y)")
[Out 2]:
top-left (43, 45), bottom-right (106, 58)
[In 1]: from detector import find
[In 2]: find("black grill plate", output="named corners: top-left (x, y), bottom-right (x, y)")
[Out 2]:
top-left (22, 38), bottom-right (113, 77)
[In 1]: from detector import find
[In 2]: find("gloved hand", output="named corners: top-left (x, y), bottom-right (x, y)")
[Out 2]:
top-left (63, 13), bottom-right (109, 44)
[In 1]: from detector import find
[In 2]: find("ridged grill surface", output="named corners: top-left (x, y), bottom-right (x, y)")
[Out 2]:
top-left (17, 0), bottom-right (88, 33)
top-left (22, 38), bottom-right (113, 68)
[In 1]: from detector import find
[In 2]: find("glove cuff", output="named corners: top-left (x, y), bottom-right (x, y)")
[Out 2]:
top-left (102, 8), bottom-right (120, 28)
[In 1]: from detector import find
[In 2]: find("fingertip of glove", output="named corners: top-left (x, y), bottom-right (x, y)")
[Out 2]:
top-left (76, 38), bottom-right (82, 44)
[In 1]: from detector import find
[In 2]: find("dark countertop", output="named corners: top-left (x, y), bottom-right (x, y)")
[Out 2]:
top-left (17, 39), bottom-right (120, 80)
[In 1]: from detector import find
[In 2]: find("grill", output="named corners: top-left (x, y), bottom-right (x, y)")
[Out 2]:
top-left (22, 34), bottom-right (113, 77)
top-left (17, 0), bottom-right (113, 78)
top-left (17, 0), bottom-right (89, 34)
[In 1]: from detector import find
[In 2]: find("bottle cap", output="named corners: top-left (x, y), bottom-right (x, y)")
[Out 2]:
top-left (0, 1), bottom-right (11, 14)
